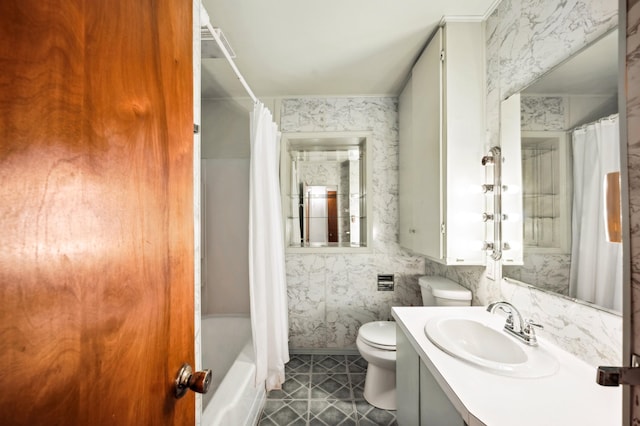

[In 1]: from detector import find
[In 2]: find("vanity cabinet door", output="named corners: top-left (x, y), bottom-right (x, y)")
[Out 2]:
top-left (396, 325), bottom-right (420, 425)
top-left (419, 362), bottom-right (465, 426)
top-left (398, 22), bottom-right (485, 265)
top-left (396, 325), bottom-right (466, 426)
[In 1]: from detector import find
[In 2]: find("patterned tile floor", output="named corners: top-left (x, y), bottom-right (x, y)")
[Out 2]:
top-left (258, 354), bottom-right (397, 426)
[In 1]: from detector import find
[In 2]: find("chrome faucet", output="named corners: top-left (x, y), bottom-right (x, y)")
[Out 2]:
top-left (486, 301), bottom-right (543, 346)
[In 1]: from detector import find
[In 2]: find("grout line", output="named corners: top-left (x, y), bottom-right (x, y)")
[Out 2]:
top-left (259, 354), bottom-right (396, 426)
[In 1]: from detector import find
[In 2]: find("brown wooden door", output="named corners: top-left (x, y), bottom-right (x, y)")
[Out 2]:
top-left (0, 1), bottom-right (195, 425)
top-left (327, 190), bottom-right (338, 243)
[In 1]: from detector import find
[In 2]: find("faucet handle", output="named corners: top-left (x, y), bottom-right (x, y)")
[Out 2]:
top-left (523, 320), bottom-right (543, 345)
top-left (524, 320), bottom-right (543, 331)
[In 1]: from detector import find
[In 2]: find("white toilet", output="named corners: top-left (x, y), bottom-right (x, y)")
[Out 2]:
top-left (356, 276), bottom-right (472, 410)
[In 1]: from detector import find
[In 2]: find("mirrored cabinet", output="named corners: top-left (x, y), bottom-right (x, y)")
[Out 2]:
top-left (520, 130), bottom-right (571, 253)
top-left (280, 132), bottom-right (373, 253)
top-left (399, 20), bottom-right (485, 265)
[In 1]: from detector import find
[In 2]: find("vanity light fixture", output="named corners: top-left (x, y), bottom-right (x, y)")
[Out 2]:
top-left (482, 184), bottom-right (494, 193)
top-left (482, 146), bottom-right (502, 261)
top-left (484, 213), bottom-right (509, 222)
top-left (481, 154), bottom-right (495, 166)
top-left (482, 241), bottom-right (495, 251)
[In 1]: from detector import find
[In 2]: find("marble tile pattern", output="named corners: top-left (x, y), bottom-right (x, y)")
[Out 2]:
top-left (503, 253), bottom-right (571, 295)
top-left (475, 0), bottom-right (622, 365)
top-left (627, 0), bottom-right (640, 421)
top-left (501, 278), bottom-right (622, 366)
top-left (280, 98), bottom-right (426, 350)
top-left (520, 95), bottom-right (566, 131)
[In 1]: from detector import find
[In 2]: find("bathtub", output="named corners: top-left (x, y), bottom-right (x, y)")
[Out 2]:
top-left (201, 315), bottom-right (265, 426)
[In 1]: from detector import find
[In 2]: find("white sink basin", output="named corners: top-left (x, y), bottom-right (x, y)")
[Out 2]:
top-left (425, 316), bottom-right (559, 378)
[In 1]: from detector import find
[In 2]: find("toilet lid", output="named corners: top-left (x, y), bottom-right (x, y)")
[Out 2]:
top-left (418, 276), bottom-right (472, 301)
top-left (358, 321), bottom-right (396, 349)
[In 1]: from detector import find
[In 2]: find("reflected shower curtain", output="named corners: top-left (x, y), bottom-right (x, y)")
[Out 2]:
top-left (569, 114), bottom-right (622, 311)
top-left (249, 102), bottom-right (289, 390)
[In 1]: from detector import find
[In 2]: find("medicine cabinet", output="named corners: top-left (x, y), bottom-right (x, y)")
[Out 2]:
top-left (280, 132), bottom-right (373, 253)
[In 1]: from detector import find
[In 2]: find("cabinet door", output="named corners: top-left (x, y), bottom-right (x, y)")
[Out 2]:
top-left (412, 28), bottom-right (443, 259)
top-left (399, 76), bottom-right (415, 249)
top-left (396, 326), bottom-right (420, 425)
top-left (500, 94), bottom-right (524, 265)
top-left (419, 362), bottom-right (465, 426)
top-left (441, 22), bottom-right (486, 264)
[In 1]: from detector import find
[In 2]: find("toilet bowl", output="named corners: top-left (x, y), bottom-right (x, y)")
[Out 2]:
top-left (356, 276), bottom-right (472, 410)
top-left (356, 321), bottom-right (397, 410)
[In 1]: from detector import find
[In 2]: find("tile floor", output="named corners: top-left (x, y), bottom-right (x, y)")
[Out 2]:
top-left (258, 354), bottom-right (398, 426)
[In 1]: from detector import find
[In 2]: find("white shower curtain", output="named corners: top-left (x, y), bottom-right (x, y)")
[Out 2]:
top-left (249, 102), bottom-right (289, 390)
top-left (569, 114), bottom-right (622, 312)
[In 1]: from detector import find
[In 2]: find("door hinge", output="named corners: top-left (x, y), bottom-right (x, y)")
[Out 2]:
top-left (440, 223), bottom-right (446, 234)
top-left (194, 124), bottom-right (200, 134)
top-left (440, 50), bottom-right (445, 62)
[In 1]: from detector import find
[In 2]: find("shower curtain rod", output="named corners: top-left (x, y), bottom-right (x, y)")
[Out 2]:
top-left (200, 3), bottom-right (258, 104)
top-left (571, 113), bottom-right (619, 133)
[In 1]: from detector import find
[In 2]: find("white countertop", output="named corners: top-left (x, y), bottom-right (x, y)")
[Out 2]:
top-left (392, 306), bottom-right (622, 426)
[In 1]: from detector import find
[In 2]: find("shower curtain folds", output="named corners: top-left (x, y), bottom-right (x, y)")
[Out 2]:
top-left (249, 102), bottom-right (289, 391)
top-left (569, 114), bottom-right (622, 312)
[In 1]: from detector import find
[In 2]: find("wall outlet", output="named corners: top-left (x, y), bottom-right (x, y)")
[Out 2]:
top-left (377, 274), bottom-right (394, 291)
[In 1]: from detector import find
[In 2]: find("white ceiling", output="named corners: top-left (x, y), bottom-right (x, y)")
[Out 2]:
top-left (200, 0), bottom-right (498, 99)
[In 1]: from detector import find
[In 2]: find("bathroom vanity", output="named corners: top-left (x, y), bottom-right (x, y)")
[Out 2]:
top-left (392, 306), bottom-right (621, 426)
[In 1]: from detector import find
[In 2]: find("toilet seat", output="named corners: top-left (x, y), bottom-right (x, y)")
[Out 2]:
top-left (358, 321), bottom-right (396, 350)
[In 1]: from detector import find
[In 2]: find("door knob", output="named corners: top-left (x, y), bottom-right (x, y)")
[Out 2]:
top-left (175, 363), bottom-right (212, 398)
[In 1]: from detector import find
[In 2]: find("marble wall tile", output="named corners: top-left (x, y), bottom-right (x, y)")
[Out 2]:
top-left (501, 278), bottom-right (622, 366)
top-left (471, 0), bottom-right (622, 366)
top-left (286, 255), bottom-right (329, 348)
top-left (504, 253), bottom-right (571, 295)
top-left (520, 95), bottom-right (566, 130)
top-left (496, 0), bottom-right (617, 100)
top-left (281, 97), bottom-right (425, 350)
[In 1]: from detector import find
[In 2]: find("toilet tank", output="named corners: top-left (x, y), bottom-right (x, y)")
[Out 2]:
top-left (418, 276), bottom-right (472, 306)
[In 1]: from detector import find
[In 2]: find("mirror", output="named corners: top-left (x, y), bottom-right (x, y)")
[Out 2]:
top-left (280, 132), bottom-right (372, 252)
top-left (502, 28), bottom-right (622, 313)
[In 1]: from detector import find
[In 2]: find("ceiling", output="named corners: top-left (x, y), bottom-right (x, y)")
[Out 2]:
top-left (200, 0), bottom-right (498, 99)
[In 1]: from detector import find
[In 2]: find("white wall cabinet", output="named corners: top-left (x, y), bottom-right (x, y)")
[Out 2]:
top-left (399, 21), bottom-right (485, 265)
top-left (500, 94), bottom-right (525, 265)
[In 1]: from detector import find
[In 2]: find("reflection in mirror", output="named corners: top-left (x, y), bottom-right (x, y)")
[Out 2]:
top-left (502, 28), bottom-right (622, 313)
top-left (280, 132), bottom-right (371, 251)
